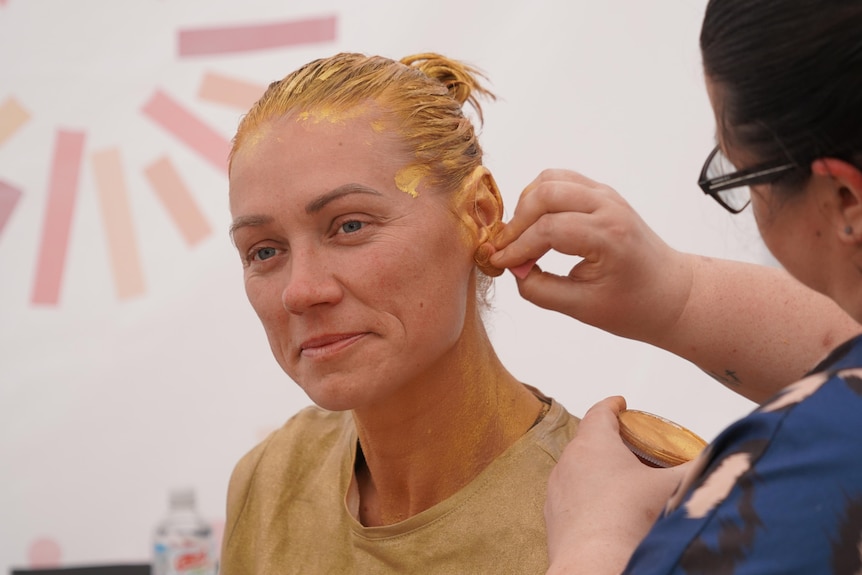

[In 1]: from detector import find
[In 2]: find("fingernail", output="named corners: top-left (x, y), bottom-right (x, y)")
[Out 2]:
top-left (510, 259), bottom-right (536, 280)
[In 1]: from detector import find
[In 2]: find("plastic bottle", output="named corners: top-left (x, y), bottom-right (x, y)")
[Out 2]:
top-left (153, 488), bottom-right (218, 575)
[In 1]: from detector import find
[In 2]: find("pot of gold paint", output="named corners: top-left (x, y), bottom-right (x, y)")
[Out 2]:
top-left (618, 409), bottom-right (707, 468)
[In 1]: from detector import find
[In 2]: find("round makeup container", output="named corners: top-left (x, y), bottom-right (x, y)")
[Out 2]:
top-left (618, 409), bottom-right (707, 468)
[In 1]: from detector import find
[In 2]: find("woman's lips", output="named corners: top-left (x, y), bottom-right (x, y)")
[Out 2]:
top-left (299, 333), bottom-right (367, 358)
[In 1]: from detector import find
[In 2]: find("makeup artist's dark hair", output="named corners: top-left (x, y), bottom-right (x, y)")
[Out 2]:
top-left (700, 0), bottom-right (862, 195)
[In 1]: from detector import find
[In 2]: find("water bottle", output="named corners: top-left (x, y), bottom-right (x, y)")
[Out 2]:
top-left (153, 487), bottom-right (218, 575)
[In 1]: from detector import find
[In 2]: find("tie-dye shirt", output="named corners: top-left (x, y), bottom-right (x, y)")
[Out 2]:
top-left (625, 334), bottom-right (862, 574)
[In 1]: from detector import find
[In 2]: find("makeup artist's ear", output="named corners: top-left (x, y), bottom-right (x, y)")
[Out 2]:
top-left (812, 158), bottom-right (862, 244)
top-left (458, 166), bottom-right (505, 276)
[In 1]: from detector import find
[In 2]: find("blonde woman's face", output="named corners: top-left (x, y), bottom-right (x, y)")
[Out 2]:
top-left (228, 110), bottom-right (477, 411)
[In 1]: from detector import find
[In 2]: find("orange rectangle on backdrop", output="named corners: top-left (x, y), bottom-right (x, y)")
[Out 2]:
top-left (0, 96), bottom-right (30, 146)
top-left (144, 156), bottom-right (211, 246)
top-left (199, 72), bottom-right (265, 110)
top-left (92, 148), bottom-right (146, 299)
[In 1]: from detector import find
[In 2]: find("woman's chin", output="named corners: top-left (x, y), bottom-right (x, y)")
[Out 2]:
top-left (300, 381), bottom-right (374, 413)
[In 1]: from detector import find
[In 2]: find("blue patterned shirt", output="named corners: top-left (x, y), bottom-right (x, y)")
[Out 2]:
top-left (625, 335), bottom-right (862, 574)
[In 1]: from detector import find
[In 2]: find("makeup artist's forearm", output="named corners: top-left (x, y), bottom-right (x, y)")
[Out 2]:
top-left (546, 543), bottom-right (629, 575)
top-left (656, 255), bottom-right (862, 404)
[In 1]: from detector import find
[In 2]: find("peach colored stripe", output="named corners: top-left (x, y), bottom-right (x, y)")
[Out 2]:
top-left (0, 179), bottom-right (22, 239)
top-left (144, 156), bottom-right (212, 246)
top-left (198, 71), bottom-right (265, 110)
top-left (31, 130), bottom-right (85, 306)
top-left (92, 148), bottom-right (146, 299)
top-left (142, 89), bottom-right (229, 174)
top-left (178, 15), bottom-right (337, 57)
top-left (0, 96), bottom-right (30, 146)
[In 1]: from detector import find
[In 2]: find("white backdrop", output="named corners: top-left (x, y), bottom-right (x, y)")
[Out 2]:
top-left (0, 1), bottom-right (765, 570)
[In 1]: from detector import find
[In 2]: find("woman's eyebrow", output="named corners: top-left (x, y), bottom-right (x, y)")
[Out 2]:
top-left (229, 214), bottom-right (272, 239)
top-left (229, 184), bottom-right (383, 238)
top-left (305, 183), bottom-right (382, 214)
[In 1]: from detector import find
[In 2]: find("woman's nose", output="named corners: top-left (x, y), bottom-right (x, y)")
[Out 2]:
top-left (280, 250), bottom-right (343, 314)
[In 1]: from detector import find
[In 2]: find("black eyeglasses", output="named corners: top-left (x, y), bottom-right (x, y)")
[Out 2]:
top-left (697, 145), bottom-right (799, 214)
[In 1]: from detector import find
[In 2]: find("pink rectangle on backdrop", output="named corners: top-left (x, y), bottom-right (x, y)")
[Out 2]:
top-left (144, 156), bottom-right (212, 246)
top-left (0, 96), bottom-right (30, 146)
top-left (142, 89), bottom-right (229, 174)
top-left (31, 130), bottom-right (85, 306)
top-left (0, 179), bottom-right (22, 239)
top-left (199, 71), bottom-right (265, 110)
top-left (92, 148), bottom-right (146, 299)
top-left (178, 15), bottom-right (336, 56)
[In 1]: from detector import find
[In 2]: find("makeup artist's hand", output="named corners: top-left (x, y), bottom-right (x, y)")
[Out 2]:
top-left (490, 169), bottom-right (693, 347)
top-left (491, 169), bottom-right (862, 405)
top-left (544, 396), bottom-right (689, 575)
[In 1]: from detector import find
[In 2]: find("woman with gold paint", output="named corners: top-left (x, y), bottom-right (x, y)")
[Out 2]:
top-left (223, 52), bottom-right (576, 574)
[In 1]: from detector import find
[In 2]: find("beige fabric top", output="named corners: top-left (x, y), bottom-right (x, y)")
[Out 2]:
top-left (220, 395), bottom-right (579, 575)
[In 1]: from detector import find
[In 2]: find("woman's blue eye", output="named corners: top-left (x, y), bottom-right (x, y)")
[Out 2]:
top-left (255, 247), bottom-right (277, 261)
top-left (340, 220), bottom-right (364, 233)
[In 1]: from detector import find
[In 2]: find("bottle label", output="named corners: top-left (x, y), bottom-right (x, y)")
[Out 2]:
top-left (154, 540), bottom-right (217, 575)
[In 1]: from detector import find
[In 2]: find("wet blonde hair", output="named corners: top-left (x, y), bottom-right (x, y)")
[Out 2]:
top-left (230, 52), bottom-right (495, 194)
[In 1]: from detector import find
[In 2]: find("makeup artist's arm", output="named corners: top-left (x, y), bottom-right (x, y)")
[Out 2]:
top-left (491, 169), bottom-right (862, 404)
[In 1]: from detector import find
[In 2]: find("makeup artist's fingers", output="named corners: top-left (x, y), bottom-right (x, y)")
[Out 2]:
top-left (512, 267), bottom-right (599, 318)
top-left (515, 168), bottom-right (606, 201)
top-left (492, 190), bottom-right (618, 269)
top-left (495, 169), bottom-right (611, 251)
top-left (579, 395), bottom-right (628, 437)
top-left (491, 210), bottom-right (598, 272)
top-left (492, 173), bottom-right (628, 276)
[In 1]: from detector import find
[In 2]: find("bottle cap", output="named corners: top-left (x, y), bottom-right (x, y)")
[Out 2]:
top-left (169, 487), bottom-right (196, 509)
top-left (618, 409), bottom-right (707, 468)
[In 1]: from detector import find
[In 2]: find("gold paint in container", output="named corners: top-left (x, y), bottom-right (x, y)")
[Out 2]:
top-left (618, 410), bottom-right (707, 468)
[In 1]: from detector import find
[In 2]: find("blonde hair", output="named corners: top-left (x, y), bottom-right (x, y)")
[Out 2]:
top-left (230, 52), bottom-right (495, 194)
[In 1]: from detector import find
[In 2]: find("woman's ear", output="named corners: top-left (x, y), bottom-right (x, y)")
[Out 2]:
top-left (812, 158), bottom-right (862, 243)
top-left (474, 168), bottom-right (504, 243)
top-left (459, 166), bottom-right (505, 276)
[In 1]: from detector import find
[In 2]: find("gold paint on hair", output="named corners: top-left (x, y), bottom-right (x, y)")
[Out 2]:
top-left (297, 107), bottom-right (340, 124)
top-left (296, 104), bottom-right (368, 125)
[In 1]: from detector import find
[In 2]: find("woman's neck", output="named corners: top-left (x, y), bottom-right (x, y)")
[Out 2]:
top-left (350, 329), bottom-right (544, 527)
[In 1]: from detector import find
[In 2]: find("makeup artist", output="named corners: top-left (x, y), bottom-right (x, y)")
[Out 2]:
top-left (492, 0), bottom-right (862, 571)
